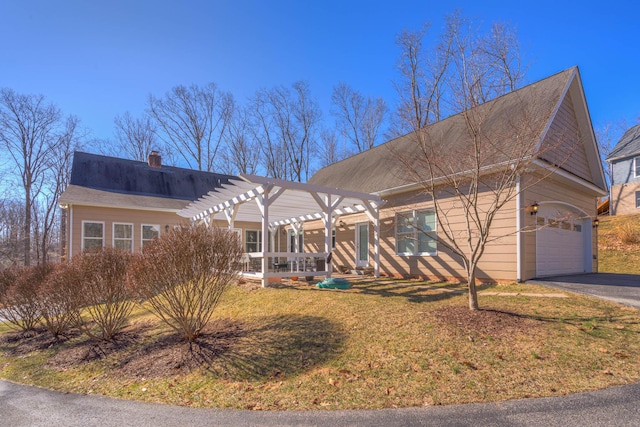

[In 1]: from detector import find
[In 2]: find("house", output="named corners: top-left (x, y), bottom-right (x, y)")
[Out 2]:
top-left (59, 151), bottom-right (237, 258)
top-left (303, 67), bottom-right (606, 282)
top-left (606, 124), bottom-right (640, 215)
top-left (179, 67), bottom-right (606, 284)
top-left (64, 67), bottom-right (607, 285)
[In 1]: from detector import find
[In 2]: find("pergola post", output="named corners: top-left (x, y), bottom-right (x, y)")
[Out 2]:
top-left (323, 194), bottom-right (332, 279)
top-left (362, 200), bottom-right (380, 278)
top-left (257, 187), bottom-right (270, 288)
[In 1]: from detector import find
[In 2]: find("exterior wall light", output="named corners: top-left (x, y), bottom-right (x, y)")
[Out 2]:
top-left (529, 203), bottom-right (539, 215)
top-left (339, 220), bottom-right (346, 228)
top-left (592, 218), bottom-right (599, 228)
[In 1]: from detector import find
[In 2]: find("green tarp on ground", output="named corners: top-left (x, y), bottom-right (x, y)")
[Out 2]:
top-left (316, 278), bottom-right (351, 289)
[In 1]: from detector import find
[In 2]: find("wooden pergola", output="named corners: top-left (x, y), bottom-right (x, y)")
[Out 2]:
top-left (178, 174), bottom-right (383, 287)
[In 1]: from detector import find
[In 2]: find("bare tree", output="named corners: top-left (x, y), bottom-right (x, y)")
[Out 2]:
top-left (393, 13), bottom-right (537, 310)
top-left (38, 117), bottom-right (81, 265)
top-left (0, 199), bottom-right (25, 267)
top-left (249, 82), bottom-right (321, 182)
top-left (113, 111), bottom-right (158, 162)
top-left (148, 83), bottom-right (234, 171)
top-left (0, 89), bottom-right (79, 266)
top-left (331, 83), bottom-right (387, 155)
top-left (318, 129), bottom-right (344, 168)
top-left (221, 103), bottom-right (260, 175)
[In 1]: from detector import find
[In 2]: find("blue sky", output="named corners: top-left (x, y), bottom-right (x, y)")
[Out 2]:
top-left (1, 0), bottom-right (639, 145)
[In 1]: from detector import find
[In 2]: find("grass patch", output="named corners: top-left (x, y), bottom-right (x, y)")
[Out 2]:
top-left (1, 279), bottom-right (640, 410)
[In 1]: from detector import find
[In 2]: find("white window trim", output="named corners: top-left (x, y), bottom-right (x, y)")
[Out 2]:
top-left (331, 226), bottom-right (336, 250)
top-left (395, 209), bottom-right (437, 256)
top-left (81, 220), bottom-right (105, 251)
top-left (113, 222), bottom-right (134, 252)
top-left (287, 229), bottom-right (304, 253)
top-left (141, 224), bottom-right (161, 248)
top-left (245, 229), bottom-right (262, 253)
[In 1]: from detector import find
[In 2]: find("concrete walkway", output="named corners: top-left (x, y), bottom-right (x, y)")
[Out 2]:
top-left (527, 273), bottom-right (640, 309)
top-left (1, 379), bottom-right (639, 427)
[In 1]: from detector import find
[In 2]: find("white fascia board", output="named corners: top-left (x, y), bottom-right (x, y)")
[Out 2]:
top-left (65, 201), bottom-right (182, 214)
top-left (532, 159), bottom-right (608, 195)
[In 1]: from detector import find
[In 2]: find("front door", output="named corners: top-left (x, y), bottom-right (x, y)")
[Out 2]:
top-left (355, 222), bottom-right (369, 267)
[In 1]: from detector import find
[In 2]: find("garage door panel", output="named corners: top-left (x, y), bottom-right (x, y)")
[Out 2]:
top-left (536, 205), bottom-right (586, 277)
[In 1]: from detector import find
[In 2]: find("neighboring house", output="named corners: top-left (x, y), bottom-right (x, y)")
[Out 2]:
top-left (606, 124), bottom-right (640, 215)
top-left (59, 151), bottom-right (237, 258)
top-left (302, 67), bottom-right (606, 282)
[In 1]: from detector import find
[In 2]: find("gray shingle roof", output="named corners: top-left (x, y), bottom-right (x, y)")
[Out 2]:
top-left (309, 68), bottom-right (575, 194)
top-left (606, 124), bottom-right (640, 162)
top-left (64, 152), bottom-right (235, 204)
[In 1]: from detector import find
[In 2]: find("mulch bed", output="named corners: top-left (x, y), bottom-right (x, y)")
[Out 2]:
top-left (433, 306), bottom-right (543, 340)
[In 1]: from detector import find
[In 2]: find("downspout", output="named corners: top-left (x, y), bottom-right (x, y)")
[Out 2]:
top-left (516, 176), bottom-right (522, 282)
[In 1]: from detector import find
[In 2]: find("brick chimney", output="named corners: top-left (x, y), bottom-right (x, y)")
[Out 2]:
top-left (148, 151), bottom-right (162, 168)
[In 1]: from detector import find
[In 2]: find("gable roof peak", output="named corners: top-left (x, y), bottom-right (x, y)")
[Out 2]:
top-left (607, 124), bottom-right (640, 161)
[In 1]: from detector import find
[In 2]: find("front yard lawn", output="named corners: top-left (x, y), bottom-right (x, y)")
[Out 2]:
top-left (1, 279), bottom-right (639, 410)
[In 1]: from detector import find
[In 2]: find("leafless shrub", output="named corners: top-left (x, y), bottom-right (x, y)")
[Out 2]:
top-left (0, 264), bottom-right (54, 331)
top-left (38, 261), bottom-right (84, 338)
top-left (129, 224), bottom-right (243, 342)
top-left (75, 247), bottom-right (135, 341)
top-left (616, 223), bottom-right (640, 245)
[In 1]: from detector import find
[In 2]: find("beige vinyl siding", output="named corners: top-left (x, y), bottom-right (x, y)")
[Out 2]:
top-left (521, 174), bottom-right (597, 280)
top-left (539, 92), bottom-right (593, 182)
top-left (304, 187), bottom-right (518, 283)
top-left (68, 206), bottom-right (184, 257)
top-left (610, 183), bottom-right (640, 215)
top-left (67, 204), bottom-right (273, 258)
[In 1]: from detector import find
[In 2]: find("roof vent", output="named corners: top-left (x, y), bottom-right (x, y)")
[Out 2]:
top-left (148, 151), bottom-right (162, 169)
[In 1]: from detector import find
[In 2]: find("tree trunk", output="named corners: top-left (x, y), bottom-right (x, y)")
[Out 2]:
top-left (467, 270), bottom-right (479, 310)
top-left (24, 186), bottom-right (31, 266)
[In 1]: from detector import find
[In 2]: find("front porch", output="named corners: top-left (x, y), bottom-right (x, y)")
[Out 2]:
top-left (178, 174), bottom-right (384, 287)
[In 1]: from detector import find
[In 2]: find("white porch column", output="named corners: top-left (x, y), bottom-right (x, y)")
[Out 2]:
top-left (260, 189), bottom-right (269, 288)
top-left (362, 200), bottom-right (380, 278)
top-left (323, 194), bottom-right (333, 279)
top-left (255, 185), bottom-right (284, 287)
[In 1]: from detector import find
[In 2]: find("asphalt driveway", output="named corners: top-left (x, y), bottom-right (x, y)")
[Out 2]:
top-left (527, 273), bottom-right (640, 309)
top-left (1, 379), bottom-right (639, 427)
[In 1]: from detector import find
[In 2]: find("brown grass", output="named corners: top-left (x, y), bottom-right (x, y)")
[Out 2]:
top-left (598, 214), bottom-right (640, 274)
top-left (1, 278), bottom-right (639, 410)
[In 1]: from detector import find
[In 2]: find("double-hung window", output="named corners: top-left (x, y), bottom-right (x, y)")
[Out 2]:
top-left (395, 209), bottom-right (437, 256)
top-left (636, 191), bottom-right (640, 209)
top-left (141, 224), bottom-right (160, 248)
top-left (635, 157), bottom-right (640, 178)
top-left (82, 221), bottom-right (104, 251)
top-left (113, 223), bottom-right (133, 251)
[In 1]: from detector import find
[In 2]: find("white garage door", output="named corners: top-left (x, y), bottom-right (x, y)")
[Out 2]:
top-left (536, 204), bottom-right (588, 277)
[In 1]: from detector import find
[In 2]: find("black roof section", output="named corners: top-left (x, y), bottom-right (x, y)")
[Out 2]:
top-left (69, 152), bottom-right (236, 201)
top-left (607, 124), bottom-right (640, 161)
